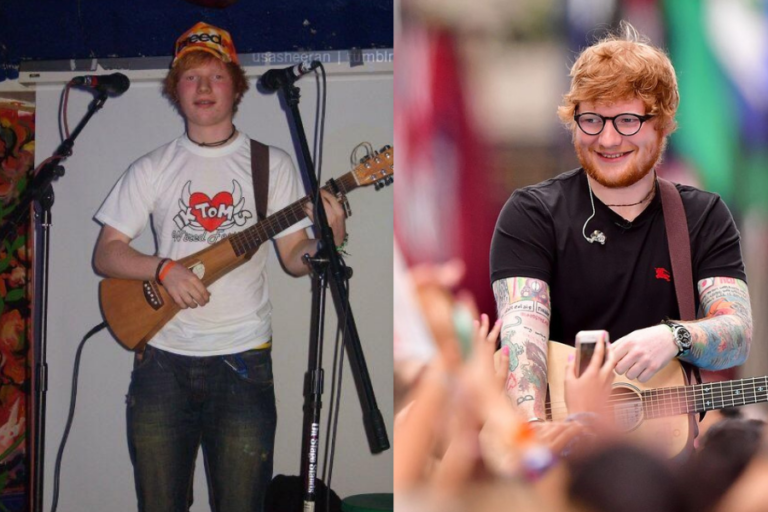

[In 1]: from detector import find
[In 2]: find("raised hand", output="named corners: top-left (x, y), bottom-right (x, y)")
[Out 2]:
top-left (564, 336), bottom-right (616, 415)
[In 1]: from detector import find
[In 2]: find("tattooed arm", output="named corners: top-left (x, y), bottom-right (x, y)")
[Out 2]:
top-left (491, 277), bottom-right (551, 419)
top-left (613, 277), bottom-right (752, 382)
top-left (681, 277), bottom-right (752, 369)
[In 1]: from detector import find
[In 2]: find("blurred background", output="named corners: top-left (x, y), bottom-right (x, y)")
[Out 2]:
top-left (394, 0), bottom-right (768, 397)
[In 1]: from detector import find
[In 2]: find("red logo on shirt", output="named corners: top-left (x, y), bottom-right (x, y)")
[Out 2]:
top-left (655, 267), bottom-right (671, 282)
top-left (190, 191), bottom-right (233, 232)
top-left (173, 180), bottom-right (253, 233)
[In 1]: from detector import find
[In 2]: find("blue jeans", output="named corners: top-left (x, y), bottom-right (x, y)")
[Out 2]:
top-left (127, 345), bottom-right (277, 512)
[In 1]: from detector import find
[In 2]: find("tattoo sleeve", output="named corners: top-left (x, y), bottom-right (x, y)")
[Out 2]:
top-left (492, 277), bottom-right (551, 418)
top-left (681, 277), bottom-right (752, 370)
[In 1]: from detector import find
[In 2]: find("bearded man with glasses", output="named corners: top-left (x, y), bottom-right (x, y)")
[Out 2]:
top-left (489, 22), bottom-right (751, 436)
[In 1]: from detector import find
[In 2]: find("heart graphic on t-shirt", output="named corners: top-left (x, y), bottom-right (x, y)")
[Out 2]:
top-left (189, 191), bottom-right (234, 232)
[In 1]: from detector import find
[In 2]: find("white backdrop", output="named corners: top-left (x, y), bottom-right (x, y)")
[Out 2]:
top-left (34, 68), bottom-right (393, 511)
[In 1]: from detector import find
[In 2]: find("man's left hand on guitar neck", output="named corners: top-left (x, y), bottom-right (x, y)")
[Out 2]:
top-left (302, 188), bottom-right (348, 247)
top-left (277, 189), bottom-right (348, 277)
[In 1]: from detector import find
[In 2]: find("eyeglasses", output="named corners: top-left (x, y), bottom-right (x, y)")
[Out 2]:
top-left (574, 112), bottom-right (654, 136)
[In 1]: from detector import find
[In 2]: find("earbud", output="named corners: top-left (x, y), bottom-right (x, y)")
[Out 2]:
top-left (586, 230), bottom-right (606, 245)
top-left (583, 177), bottom-right (607, 246)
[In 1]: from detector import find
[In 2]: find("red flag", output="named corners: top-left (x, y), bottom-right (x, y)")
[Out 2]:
top-left (394, 24), bottom-right (496, 316)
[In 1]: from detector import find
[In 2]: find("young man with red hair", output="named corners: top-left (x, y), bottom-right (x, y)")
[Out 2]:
top-left (490, 23), bottom-right (751, 425)
top-left (94, 22), bottom-right (346, 512)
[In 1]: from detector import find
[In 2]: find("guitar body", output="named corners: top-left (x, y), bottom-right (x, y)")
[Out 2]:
top-left (547, 341), bottom-right (695, 458)
top-left (99, 240), bottom-right (254, 351)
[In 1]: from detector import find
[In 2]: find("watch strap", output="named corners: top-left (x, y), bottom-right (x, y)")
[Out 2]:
top-left (663, 319), bottom-right (691, 356)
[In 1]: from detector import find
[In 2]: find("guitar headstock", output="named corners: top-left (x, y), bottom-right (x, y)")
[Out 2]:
top-left (352, 146), bottom-right (394, 190)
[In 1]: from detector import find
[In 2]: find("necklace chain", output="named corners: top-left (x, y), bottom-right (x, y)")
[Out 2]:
top-left (187, 125), bottom-right (237, 147)
top-left (605, 180), bottom-right (656, 207)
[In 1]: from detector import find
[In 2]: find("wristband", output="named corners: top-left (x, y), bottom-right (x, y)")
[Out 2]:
top-left (157, 259), bottom-right (176, 284)
top-left (155, 258), bottom-right (170, 283)
top-left (336, 233), bottom-right (349, 255)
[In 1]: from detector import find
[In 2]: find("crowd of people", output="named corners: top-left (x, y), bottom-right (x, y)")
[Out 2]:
top-left (394, 257), bottom-right (767, 512)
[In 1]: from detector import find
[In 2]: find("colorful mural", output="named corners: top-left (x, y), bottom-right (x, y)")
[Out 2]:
top-left (0, 104), bottom-right (35, 512)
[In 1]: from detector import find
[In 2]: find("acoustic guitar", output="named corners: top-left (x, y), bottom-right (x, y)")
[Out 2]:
top-left (99, 146), bottom-right (393, 351)
top-left (547, 341), bottom-right (768, 458)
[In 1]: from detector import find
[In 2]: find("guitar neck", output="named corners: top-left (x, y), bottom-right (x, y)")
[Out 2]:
top-left (227, 172), bottom-right (359, 256)
top-left (642, 376), bottom-right (768, 419)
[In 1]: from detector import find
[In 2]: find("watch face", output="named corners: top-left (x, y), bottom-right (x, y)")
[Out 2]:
top-left (676, 326), bottom-right (692, 349)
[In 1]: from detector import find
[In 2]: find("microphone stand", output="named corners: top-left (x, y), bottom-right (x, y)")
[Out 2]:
top-left (273, 83), bottom-right (390, 510)
top-left (0, 89), bottom-right (110, 512)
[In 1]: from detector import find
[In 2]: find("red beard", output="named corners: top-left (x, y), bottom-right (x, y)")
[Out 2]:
top-left (576, 131), bottom-right (666, 188)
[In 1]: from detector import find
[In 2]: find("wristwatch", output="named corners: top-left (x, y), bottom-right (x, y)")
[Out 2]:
top-left (662, 319), bottom-right (692, 356)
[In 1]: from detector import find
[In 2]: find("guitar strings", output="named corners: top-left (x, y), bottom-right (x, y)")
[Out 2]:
top-left (229, 172), bottom-right (361, 256)
top-left (543, 388), bottom-right (768, 413)
top-left (227, 153), bottom-right (392, 256)
top-left (547, 379), bottom-right (768, 405)
top-left (542, 377), bottom-right (768, 417)
top-left (546, 377), bottom-right (768, 408)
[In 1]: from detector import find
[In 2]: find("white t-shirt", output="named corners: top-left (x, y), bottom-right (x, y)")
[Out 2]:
top-left (95, 132), bottom-right (311, 356)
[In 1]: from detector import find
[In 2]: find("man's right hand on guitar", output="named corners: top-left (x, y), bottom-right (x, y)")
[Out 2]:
top-left (611, 324), bottom-right (679, 383)
top-left (159, 261), bottom-right (211, 309)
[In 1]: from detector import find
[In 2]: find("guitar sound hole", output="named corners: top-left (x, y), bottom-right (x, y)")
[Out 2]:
top-left (608, 386), bottom-right (644, 432)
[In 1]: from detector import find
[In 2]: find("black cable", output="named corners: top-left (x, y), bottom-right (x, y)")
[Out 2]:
top-left (312, 67), bottom-right (322, 184)
top-left (57, 85), bottom-right (67, 144)
top-left (49, 321), bottom-right (107, 512)
top-left (312, 64), bottom-right (328, 222)
top-left (322, 275), bottom-right (350, 512)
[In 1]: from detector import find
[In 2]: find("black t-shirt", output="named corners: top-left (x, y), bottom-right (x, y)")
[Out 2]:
top-left (490, 169), bottom-right (746, 346)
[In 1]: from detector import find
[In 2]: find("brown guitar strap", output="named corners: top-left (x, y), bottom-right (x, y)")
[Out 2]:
top-left (250, 139), bottom-right (269, 222)
top-left (658, 178), bottom-right (695, 321)
top-left (658, 177), bottom-right (704, 423)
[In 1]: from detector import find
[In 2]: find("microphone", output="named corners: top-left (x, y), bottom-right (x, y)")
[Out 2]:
top-left (70, 73), bottom-right (130, 95)
top-left (260, 61), bottom-right (320, 91)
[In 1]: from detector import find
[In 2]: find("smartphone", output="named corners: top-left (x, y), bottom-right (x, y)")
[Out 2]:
top-left (575, 330), bottom-right (610, 376)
